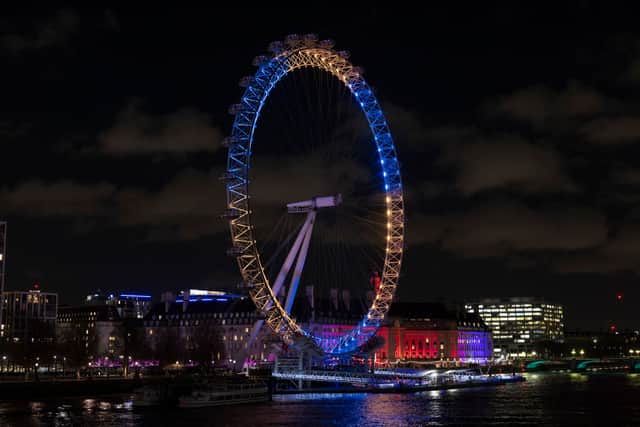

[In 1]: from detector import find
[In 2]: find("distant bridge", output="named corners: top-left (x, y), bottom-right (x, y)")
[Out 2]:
top-left (525, 358), bottom-right (640, 371)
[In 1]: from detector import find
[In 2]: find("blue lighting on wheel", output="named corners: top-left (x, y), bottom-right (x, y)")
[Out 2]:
top-left (119, 294), bottom-right (152, 299)
top-left (228, 46), bottom-right (404, 356)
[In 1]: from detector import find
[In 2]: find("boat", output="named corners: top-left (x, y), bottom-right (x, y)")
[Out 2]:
top-left (178, 381), bottom-right (269, 408)
top-left (132, 384), bottom-right (176, 408)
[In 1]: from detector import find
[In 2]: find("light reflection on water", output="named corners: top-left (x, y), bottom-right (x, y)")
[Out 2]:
top-left (0, 374), bottom-right (638, 426)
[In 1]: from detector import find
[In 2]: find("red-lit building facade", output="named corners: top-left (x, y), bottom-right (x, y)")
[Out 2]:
top-left (293, 291), bottom-right (493, 365)
top-left (374, 303), bottom-right (492, 364)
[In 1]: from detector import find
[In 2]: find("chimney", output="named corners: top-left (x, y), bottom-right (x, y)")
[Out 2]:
top-left (161, 291), bottom-right (175, 314)
top-left (330, 288), bottom-right (338, 311)
top-left (306, 285), bottom-right (315, 322)
top-left (342, 289), bottom-right (351, 311)
top-left (366, 290), bottom-right (374, 306)
top-left (182, 290), bottom-right (190, 313)
top-left (305, 285), bottom-right (314, 309)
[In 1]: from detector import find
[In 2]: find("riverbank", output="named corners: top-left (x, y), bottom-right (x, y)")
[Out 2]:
top-left (0, 377), bottom-right (143, 400)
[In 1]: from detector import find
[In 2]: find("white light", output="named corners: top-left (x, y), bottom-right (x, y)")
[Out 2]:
top-left (0, 253), bottom-right (3, 261)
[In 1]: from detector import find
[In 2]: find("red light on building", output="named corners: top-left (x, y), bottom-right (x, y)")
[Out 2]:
top-left (369, 271), bottom-right (381, 294)
top-left (616, 293), bottom-right (623, 302)
top-left (610, 324), bottom-right (617, 333)
top-left (33, 282), bottom-right (39, 290)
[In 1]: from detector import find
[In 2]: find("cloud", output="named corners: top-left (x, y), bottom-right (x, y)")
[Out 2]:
top-left (581, 116), bottom-right (640, 144)
top-left (612, 167), bottom-right (640, 186)
top-left (554, 222), bottom-right (640, 274)
top-left (116, 168), bottom-right (226, 240)
top-left (0, 180), bottom-right (115, 216)
top-left (1, 8), bottom-right (79, 53)
top-left (384, 104), bottom-right (432, 151)
top-left (622, 59), bottom-right (640, 84)
top-left (489, 83), bottom-right (606, 127)
top-left (408, 202), bottom-right (607, 257)
top-left (99, 100), bottom-right (222, 155)
top-left (456, 137), bottom-right (576, 194)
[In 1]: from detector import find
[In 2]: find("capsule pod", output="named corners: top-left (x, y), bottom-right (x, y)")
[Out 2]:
top-left (268, 41), bottom-right (284, 53)
top-left (337, 50), bottom-right (350, 59)
top-left (220, 208), bottom-right (242, 219)
top-left (238, 76), bottom-right (254, 87)
top-left (252, 55), bottom-right (269, 67)
top-left (351, 66), bottom-right (364, 76)
top-left (303, 33), bottom-right (318, 46)
top-left (226, 246), bottom-right (245, 256)
top-left (284, 34), bottom-right (302, 47)
top-left (218, 172), bottom-right (237, 183)
top-left (221, 136), bottom-right (237, 148)
top-left (228, 103), bottom-right (244, 115)
top-left (318, 39), bottom-right (335, 49)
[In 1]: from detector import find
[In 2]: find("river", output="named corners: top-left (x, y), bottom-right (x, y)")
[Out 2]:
top-left (1, 373), bottom-right (639, 426)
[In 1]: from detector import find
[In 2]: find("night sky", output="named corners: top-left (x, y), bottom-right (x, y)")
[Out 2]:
top-left (2, 5), bottom-right (640, 330)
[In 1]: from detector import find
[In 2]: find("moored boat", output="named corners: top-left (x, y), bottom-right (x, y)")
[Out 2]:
top-left (178, 382), bottom-right (269, 408)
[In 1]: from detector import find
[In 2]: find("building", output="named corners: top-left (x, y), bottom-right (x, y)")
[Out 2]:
top-left (465, 297), bottom-right (564, 358)
top-left (0, 221), bottom-right (7, 337)
top-left (85, 291), bottom-right (152, 319)
top-left (142, 290), bottom-right (274, 368)
top-left (292, 288), bottom-right (375, 354)
top-left (57, 305), bottom-right (124, 365)
top-left (374, 303), bottom-right (492, 365)
top-left (292, 287), bottom-right (493, 364)
top-left (1, 287), bottom-right (58, 344)
top-left (550, 330), bottom-right (640, 359)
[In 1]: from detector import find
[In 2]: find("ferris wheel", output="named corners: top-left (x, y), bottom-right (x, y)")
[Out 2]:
top-left (222, 34), bottom-right (404, 355)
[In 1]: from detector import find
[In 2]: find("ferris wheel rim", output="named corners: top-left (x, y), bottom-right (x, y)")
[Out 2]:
top-left (224, 36), bottom-right (405, 355)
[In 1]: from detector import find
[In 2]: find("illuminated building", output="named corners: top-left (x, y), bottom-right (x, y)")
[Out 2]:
top-left (374, 303), bottom-right (492, 365)
top-left (465, 297), bottom-right (564, 357)
top-left (292, 288), bottom-right (493, 364)
top-left (0, 221), bottom-right (6, 337)
top-left (85, 291), bottom-right (152, 319)
top-left (57, 305), bottom-right (124, 359)
top-left (1, 286), bottom-right (58, 344)
top-left (142, 291), bottom-right (275, 368)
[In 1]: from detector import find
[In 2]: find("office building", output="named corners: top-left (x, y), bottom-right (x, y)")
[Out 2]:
top-left (1, 286), bottom-right (58, 343)
top-left (85, 291), bottom-right (153, 319)
top-left (465, 297), bottom-right (564, 357)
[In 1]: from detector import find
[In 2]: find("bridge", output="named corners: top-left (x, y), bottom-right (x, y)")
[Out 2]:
top-left (525, 358), bottom-right (640, 372)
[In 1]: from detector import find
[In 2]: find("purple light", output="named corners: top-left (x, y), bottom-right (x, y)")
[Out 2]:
top-left (119, 294), bottom-right (152, 299)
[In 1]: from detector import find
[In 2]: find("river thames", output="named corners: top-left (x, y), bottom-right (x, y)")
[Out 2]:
top-left (1, 373), bottom-right (639, 426)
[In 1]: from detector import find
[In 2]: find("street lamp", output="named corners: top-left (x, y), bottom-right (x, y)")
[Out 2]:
top-left (579, 349), bottom-right (585, 356)
top-left (571, 349), bottom-right (576, 356)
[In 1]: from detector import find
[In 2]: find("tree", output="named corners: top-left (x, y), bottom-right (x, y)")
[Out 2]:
top-left (122, 320), bottom-right (151, 377)
top-left (189, 321), bottom-right (225, 375)
top-left (57, 324), bottom-right (96, 378)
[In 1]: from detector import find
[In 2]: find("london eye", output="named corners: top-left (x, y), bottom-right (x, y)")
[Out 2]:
top-left (222, 34), bottom-right (404, 356)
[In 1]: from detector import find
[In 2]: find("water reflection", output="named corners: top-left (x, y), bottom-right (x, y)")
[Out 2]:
top-left (0, 374), bottom-right (637, 426)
